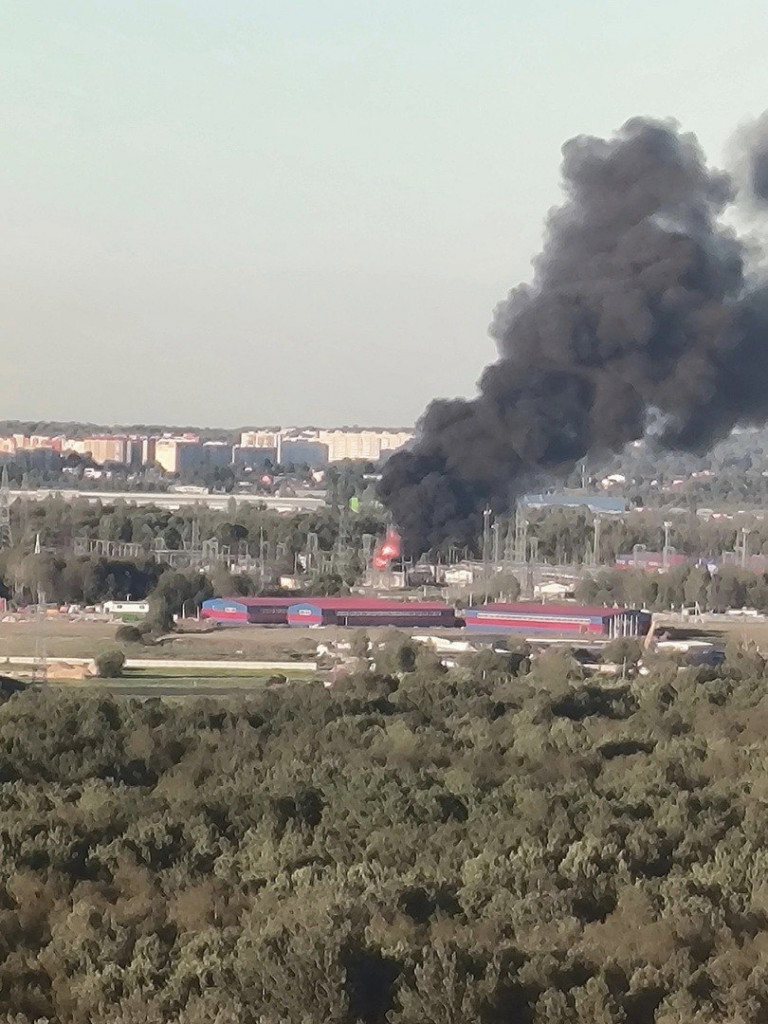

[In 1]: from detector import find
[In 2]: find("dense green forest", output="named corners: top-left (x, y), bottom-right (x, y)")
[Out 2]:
top-left (0, 641), bottom-right (767, 1022)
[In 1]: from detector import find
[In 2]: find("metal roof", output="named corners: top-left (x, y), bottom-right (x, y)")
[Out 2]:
top-left (289, 598), bottom-right (453, 611)
top-left (468, 602), bottom-right (638, 618)
top-left (522, 492), bottom-right (627, 513)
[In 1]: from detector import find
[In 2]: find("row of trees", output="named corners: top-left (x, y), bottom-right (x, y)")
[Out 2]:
top-left (9, 492), bottom-right (768, 574)
top-left (0, 497), bottom-right (389, 607)
top-left (8, 494), bottom-right (768, 615)
top-left (0, 638), bottom-right (767, 1020)
top-left (525, 507), bottom-right (768, 566)
top-left (4, 495), bottom-right (385, 561)
top-left (577, 563), bottom-right (768, 612)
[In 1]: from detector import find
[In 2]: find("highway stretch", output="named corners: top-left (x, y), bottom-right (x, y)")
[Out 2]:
top-left (7, 488), bottom-right (327, 512)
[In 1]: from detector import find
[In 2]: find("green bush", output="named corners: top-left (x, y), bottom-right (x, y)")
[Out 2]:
top-left (94, 648), bottom-right (126, 678)
top-left (115, 624), bottom-right (142, 644)
top-left (601, 637), bottom-right (643, 667)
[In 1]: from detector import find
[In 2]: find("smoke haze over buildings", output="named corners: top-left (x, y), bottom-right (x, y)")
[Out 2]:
top-left (380, 114), bottom-right (768, 555)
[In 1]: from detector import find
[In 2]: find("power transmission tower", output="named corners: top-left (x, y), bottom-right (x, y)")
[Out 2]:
top-left (503, 516), bottom-right (515, 566)
top-left (334, 508), bottom-right (351, 575)
top-left (0, 466), bottom-right (12, 549)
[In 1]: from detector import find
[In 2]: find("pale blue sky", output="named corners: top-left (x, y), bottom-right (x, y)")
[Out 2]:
top-left (1, 0), bottom-right (766, 426)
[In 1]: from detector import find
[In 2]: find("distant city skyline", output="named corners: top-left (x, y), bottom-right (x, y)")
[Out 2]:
top-left (3, 1), bottom-right (767, 424)
top-left (0, 424), bottom-right (415, 468)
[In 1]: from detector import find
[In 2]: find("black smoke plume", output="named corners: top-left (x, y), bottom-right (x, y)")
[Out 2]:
top-left (379, 116), bottom-right (768, 555)
top-left (740, 111), bottom-right (768, 201)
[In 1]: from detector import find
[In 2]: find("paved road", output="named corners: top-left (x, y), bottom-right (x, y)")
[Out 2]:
top-left (4, 656), bottom-right (317, 672)
top-left (8, 488), bottom-right (327, 512)
top-left (54, 681), bottom-right (312, 699)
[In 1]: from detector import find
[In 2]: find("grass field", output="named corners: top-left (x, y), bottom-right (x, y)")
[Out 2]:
top-left (0, 620), bottom-right (323, 661)
top-left (123, 665), bottom-right (313, 679)
top-left (46, 669), bottom-right (315, 698)
top-left (4, 613), bottom-right (768, 671)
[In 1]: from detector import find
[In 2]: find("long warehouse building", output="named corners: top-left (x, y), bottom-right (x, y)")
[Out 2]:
top-left (200, 596), bottom-right (460, 628)
top-left (286, 598), bottom-right (458, 628)
top-left (200, 597), bottom-right (298, 625)
top-left (201, 596), bottom-right (649, 637)
top-left (463, 603), bottom-right (651, 638)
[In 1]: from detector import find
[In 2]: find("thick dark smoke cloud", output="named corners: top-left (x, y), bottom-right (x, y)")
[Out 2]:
top-left (379, 116), bottom-right (768, 555)
top-left (739, 111), bottom-right (768, 201)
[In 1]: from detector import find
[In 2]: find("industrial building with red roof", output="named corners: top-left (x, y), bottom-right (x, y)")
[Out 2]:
top-left (201, 596), bottom-right (649, 637)
top-left (463, 602), bottom-right (651, 638)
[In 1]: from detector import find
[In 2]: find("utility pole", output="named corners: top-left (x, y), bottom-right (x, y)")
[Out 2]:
top-left (306, 532), bottom-right (319, 576)
top-left (482, 508), bottom-right (492, 584)
top-left (0, 466), bottom-right (11, 549)
top-left (663, 521), bottom-right (672, 572)
top-left (258, 526), bottom-right (267, 588)
top-left (514, 503), bottom-right (528, 564)
top-left (592, 515), bottom-right (602, 567)
top-left (741, 527), bottom-right (750, 570)
top-left (491, 522), bottom-right (501, 568)
top-left (361, 533), bottom-right (375, 581)
top-left (32, 534), bottom-right (47, 684)
top-left (335, 507), bottom-right (350, 575)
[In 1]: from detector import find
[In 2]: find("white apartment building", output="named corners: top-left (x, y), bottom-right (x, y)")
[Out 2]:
top-left (154, 438), bottom-right (204, 474)
top-left (239, 427), bottom-right (412, 463)
top-left (62, 438), bottom-right (92, 456)
top-left (240, 430), bottom-right (281, 448)
top-left (315, 429), bottom-right (413, 462)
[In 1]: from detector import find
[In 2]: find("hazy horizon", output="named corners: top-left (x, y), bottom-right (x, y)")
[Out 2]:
top-left (0, 417), bottom-right (416, 433)
top-left (3, 0), bottom-right (767, 425)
